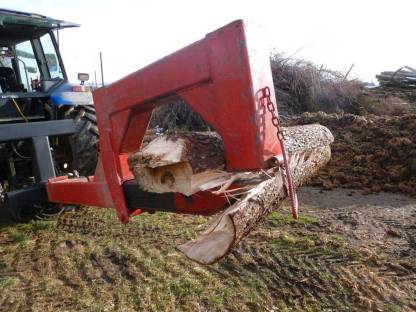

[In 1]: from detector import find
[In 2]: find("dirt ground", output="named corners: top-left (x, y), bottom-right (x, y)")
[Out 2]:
top-left (0, 187), bottom-right (415, 312)
top-left (287, 113), bottom-right (416, 196)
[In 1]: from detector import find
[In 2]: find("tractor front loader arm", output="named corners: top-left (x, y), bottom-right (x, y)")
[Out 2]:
top-left (47, 20), bottom-right (282, 223)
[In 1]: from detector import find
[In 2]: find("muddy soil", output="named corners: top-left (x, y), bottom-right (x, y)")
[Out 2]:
top-left (0, 187), bottom-right (415, 311)
top-left (287, 113), bottom-right (416, 196)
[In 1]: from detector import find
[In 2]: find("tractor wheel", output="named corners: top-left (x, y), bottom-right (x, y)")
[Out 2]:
top-left (64, 105), bottom-right (99, 176)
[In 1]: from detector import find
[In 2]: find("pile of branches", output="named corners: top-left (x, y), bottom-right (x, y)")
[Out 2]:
top-left (376, 66), bottom-right (416, 88)
top-left (150, 53), bottom-right (365, 130)
top-left (150, 100), bottom-right (210, 131)
top-left (270, 53), bottom-right (363, 117)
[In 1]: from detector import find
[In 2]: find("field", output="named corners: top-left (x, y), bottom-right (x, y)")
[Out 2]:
top-left (1, 187), bottom-right (415, 312)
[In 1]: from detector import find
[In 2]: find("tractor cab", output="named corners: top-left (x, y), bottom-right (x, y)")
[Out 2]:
top-left (0, 21), bottom-right (65, 94)
top-left (0, 9), bottom-right (76, 87)
top-left (0, 9), bottom-right (98, 220)
top-left (0, 36), bottom-right (63, 91)
top-left (0, 8), bottom-right (92, 122)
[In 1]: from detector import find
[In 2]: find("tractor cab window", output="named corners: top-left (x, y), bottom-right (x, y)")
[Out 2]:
top-left (40, 33), bottom-right (63, 80)
top-left (15, 40), bottom-right (40, 92)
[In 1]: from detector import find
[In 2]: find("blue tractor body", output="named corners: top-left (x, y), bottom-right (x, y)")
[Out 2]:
top-left (0, 8), bottom-right (99, 220)
top-left (50, 82), bottom-right (94, 106)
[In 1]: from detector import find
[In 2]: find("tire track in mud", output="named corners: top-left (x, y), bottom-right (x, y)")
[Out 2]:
top-left (216, 240), bottom-right (416, 311)
top-left (56, 209), bottom-right (175, 245)
top-left (2, 188), bottom-right (415, 311)
top-left (55, 203), bottom-right (416, 311)
top-left (3, 238), bottom-right (415, 312)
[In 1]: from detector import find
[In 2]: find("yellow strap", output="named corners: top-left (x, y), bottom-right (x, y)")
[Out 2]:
top-left (11, 98), bottom-right (28, 122)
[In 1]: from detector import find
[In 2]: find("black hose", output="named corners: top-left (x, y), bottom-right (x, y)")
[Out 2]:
top-left (11, 142), bottom-right (31, 160)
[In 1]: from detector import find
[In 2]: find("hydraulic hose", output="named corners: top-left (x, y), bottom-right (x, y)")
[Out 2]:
top-left (11, 98), bottom-right (28, 122)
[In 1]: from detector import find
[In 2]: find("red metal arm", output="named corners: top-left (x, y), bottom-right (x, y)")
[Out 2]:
top-left (47, 20), bottom-right (282, 223)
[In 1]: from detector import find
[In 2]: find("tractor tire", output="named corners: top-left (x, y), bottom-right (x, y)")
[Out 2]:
top-left (64, 105), bottom-right (99, 176)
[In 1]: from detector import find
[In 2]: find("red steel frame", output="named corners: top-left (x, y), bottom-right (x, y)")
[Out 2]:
top-left (47, 20), bottom-right (282, 223)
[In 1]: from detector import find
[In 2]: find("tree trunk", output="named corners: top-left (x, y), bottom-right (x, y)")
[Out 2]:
top-left (128, 124), bottom-right (334, 264)
top-left (128, 132), bottom-right (231, 196)
top-left (128, 124), bottom-right (333, 196)
top-left (177, 144), bottom-right (332, 264)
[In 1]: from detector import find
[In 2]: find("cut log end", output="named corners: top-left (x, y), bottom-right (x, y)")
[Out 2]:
top-left (128, 132), bottom-right (228, 196)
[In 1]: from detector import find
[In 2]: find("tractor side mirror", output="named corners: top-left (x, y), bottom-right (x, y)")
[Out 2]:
top-left (78, 73), bottom-right (89, 85)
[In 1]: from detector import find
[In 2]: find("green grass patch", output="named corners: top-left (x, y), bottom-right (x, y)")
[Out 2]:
top-left (0, 276), bottom-right (19, 288)
top-left (388, 303), bottom-right (401, 312)
top-left (4, 219), bottom-right (55, 244)
top-left (269, 231), bottom-right (316, 248)
top-left (268, 211), bottom-right (319, 227)
top-left (9, 231), bottom-right (28, 243)
top-left (327, 235), bottom-right (347, 248)
top-left (31, 220), bottom-right (54, 232)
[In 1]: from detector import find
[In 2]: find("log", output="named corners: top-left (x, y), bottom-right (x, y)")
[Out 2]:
top-left (128, 124), bottom-right (333, 196)
top-left (177, 144), bottom-right (332, 264)
top-left (128, 124), bottom-right (333, 264)
top-left (128, 132), bottom-right (231, 196)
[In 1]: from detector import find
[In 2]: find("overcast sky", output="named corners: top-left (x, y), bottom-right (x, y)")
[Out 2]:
top-left (5, 0), bottom-right (416, 84)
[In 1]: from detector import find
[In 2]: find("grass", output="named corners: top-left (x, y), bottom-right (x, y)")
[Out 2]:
top-left (279, 232), bottom-right (316, 247)
top-left (9, 231), bottom-right (28, 243)
top-left (267, 211), bottom-right (319, 227)
top-left (0, 207), bottom-right (411, 311)
top-left (266, 211), bottom-right (349, 252)
top-left (2, 218), bottom-right (55, 245)
top-left (0, 276), bottom-right (19, 288)
top-left (388, 304), bottom-right (401, 312)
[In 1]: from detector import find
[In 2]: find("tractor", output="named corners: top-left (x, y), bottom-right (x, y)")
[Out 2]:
top-left (0, 8), bottom-right (331, 254)
top-left (0, 9), bottom-right (98, 220)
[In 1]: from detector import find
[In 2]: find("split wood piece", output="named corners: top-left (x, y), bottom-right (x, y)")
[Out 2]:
top-left (128, 124), bottom-right (333, 197)
top-left (177, 144), bottom-right (332, 264)
top-left (128, 132), bottom-right (230, 196)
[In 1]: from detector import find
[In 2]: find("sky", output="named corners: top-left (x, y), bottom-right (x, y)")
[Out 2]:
top-left (4, 0), bottom-right (416, 84)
